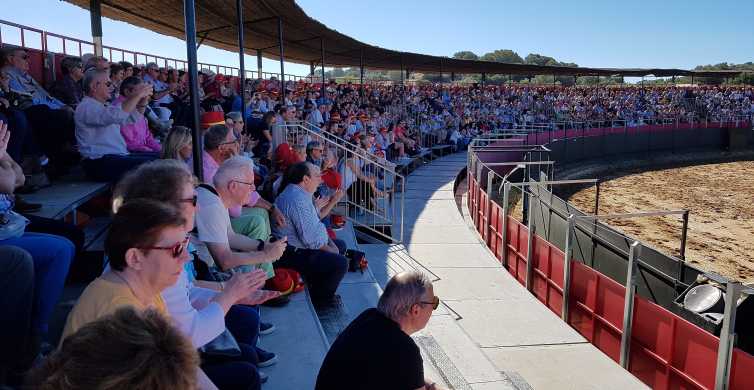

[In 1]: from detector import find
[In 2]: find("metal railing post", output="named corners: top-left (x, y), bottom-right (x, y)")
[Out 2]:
top-left (714, 282), bottom-right (741, 390)
top-left (620, 241), bottom-right (642, 368)
top-left (485, 170), bottom-right (494, 245)
top-left (561, 214), bottom-right (575, 322)
top-left (525, 206), bottom-right (536, 291)
top-left (500, 182), bottom-right (511, 267)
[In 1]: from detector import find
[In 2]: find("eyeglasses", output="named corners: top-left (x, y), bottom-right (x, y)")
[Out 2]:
top-left (232, 179), bottom-right (255, 187)
top-left (418, 295), bottom-right (440, 310)
top-left (139, 236), bottom-right (190, 259)
top-left (14, 54), bottom-right (29, 60)
top-left (218, 139), bottom-right (239, 146)
top-left (98, 80), bottom-right (112, 87)
top-left (178, 194), bottom-right (197, 207)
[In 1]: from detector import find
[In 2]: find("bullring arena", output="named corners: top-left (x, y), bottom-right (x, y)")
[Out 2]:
top-left (569, 159), bottom-right (754, 283)
top-left (2, 1), bottom-right (754, 390)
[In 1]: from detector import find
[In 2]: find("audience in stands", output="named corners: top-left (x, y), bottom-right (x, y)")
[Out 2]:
top-left (114, 159), bottom-right (280, 389)
top-left (1, 47), bottom-right (78, 173)
top-left (0, 122), bottom-right (74, 368)
top-left (162, 125), bottom-right (194, 162)
top-left (316, 271), bottom-right (445, 390)
top-left (75, 69), bottom-right (156, 181)
top-left (273, 162), bottom-right (348, 307)
top-left (115, 76), bottom-right (161, 153)
top-left (194, 156), bottom-right (287, 278)
top-left (50, 56), bottom-right (84, 108)
top-left (29, 307), bottom-right (202, 390)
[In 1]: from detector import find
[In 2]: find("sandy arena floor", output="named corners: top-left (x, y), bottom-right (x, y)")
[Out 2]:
top-left (569, 161), bottom-right (754, 284)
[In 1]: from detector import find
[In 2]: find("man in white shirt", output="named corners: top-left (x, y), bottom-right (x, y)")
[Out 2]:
top-left (75, 69), bottom-right (156, 182)
top-left (195, 156), bottom-right (287, 272)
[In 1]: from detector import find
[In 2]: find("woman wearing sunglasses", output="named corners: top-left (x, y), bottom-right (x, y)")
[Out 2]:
top-left (60, 199), bottom-right (188, 343)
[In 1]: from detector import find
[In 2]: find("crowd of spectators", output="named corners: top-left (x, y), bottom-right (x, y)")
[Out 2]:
top-left (0, 43), bottom-right (752, 390)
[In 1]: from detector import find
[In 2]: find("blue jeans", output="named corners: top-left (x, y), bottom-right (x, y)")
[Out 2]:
top-left (81, 153), bottom-right (158, 183)
top-left (0, 233), bottom-right (74, 335)
top-left (201, 305), bottom-right (262, 390)
top-left (0, 246), bottom-right (36, 382)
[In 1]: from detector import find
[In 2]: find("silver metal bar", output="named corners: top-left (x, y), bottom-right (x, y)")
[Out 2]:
top-left (562, 214), bottom-right (575, 322)
top-left (501, 182), bottom-right (511, 267)
top-left (575, 210), bottom-right (688, 221)
top-left (525, 212), bottom-right (536, 291)
top-left (620, 241), bottom-right (642, 368)
top-left (508, 178), bottom-right (599, 186)
top-left (482, 161), bottom-right (555, 167)
top-left (714, 282), bottom-right (741, 390)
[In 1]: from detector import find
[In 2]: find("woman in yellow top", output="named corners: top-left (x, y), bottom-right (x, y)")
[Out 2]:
top-left (60, 198), bottom-right (189, 342)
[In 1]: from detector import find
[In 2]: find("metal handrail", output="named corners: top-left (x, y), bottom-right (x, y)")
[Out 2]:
top-left (281, 123), bottom-right (405, 243)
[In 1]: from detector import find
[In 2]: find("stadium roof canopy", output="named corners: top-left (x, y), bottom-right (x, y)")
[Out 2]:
top-left (64, 0), bottom-right (746, 78)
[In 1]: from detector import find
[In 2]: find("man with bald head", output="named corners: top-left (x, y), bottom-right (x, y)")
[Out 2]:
top-left (315, 271), bottom-right (446, 390)
top-left (75, 69), bottom-right (156, 182)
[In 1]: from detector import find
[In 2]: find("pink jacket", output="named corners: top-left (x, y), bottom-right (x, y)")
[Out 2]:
top-left (114, 96), bottom-right (161, 153)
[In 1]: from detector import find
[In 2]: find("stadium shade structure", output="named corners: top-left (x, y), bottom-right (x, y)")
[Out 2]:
top-left (65, 0), bottom-right (748, 79)
top-left (64, 0), bottom-right (750, 177)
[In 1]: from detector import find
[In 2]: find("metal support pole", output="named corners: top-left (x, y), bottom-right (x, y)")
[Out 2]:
top-left (561, 214), bottom-right (575, 321)
top-left (675, 210), bottom-right (690, 290)
top-left (501, 182), bottom-right (511, 267)
top-left (309, 61), bottom-right (315, 79)
top-left (620, 241), bottom-right (642, 368)
top-left (277, 17), bottom-right (285, 103)
top-left (90, 0), bottom-right (103, 56)
top-left (525, 208), bottom-right (536, 291)
top-left (451, 72), bottom-right (455, 82)
top-left (236, 0), bottom-right (246, 111)
top-left (359, 48), bottom-right (364, 104)
top-left (481, 73), bottom-right (486, 90)
top-left (715, 282), bottom-right (741, 390)
top-left (320, 38), bottom-right (326, 102)
top-left (485, 171), bottom-right (494, 245)
top-left (256, 49), bottom-right (262, 78)
top-left (183, 0), bottom-right (203, 181)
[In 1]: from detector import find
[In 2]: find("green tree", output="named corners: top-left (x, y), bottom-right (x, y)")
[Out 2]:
top-left (480, 49), bottom-right (524, 64)
top-left (453, 51), bottom-right (479, 60)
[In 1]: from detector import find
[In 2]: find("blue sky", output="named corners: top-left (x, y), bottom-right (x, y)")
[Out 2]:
top-left (2, 0), bottom-right (752, 76)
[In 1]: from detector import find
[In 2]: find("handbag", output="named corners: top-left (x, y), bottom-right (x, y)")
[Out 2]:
top-left (0, 210), bottom-right (30, 241)
top-left (199, 328), bottom-right (241, 358)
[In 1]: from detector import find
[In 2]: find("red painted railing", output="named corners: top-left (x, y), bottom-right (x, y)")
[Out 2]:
top-left (467, 140), bottom-right (754, 389)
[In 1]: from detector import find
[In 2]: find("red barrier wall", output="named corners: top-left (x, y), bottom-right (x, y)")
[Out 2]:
top-left (469, 130), bottom-right (754, 388)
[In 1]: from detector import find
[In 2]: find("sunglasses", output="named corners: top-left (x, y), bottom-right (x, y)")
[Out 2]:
top-left (15, 54), bottom-right (29, 60)
top-left (139, 236), bottom-right (190, 259)
top-left (419, 295), bottom-right (440, 310)
top-left (179, 194), bottom-right (198, 207)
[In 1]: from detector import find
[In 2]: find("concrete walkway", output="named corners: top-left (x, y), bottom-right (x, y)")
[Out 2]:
top-left (361, 152), bottom-right (648, 390)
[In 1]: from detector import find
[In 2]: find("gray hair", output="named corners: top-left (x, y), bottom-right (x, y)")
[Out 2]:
top-left (377, 271), bottom-right (432, 321)
top-left (225, 111), bottom-right (243, 123)
top-left (203, 124), bottom-right (230, 151)
top-left (83, 69), bottom-right (108, 94)
top-left (213, 155), bottom-right (254, 189)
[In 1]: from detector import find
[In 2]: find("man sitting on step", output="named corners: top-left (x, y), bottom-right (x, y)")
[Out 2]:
top-left (315, 271), bottom-right (446, 390)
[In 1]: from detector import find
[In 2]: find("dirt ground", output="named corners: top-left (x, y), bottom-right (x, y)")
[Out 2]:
top-left (569, 161), bottom-right (754, 284)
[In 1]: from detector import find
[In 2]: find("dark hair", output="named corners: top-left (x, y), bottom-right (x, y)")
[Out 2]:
top-left (204, 124), bottom-right (230, 151)
top-left (28, 307), bottom-right (199, 390)
top-left (109, 62), bottom-right (123, 76)
top-left (105, 199), bottom-right (186, 272)
top-left (262, 111), bottom-right (276, 123)
top-left (118, 61), bottom-right (133, 70)
top-left (278, 161), bottom-right (312, 195)
top-left (114, 159), bottom-right (195, 207)
top-left (60, 56), bottom-right (82, 76)
top-left (119, 76), bottom-right (142, 96)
